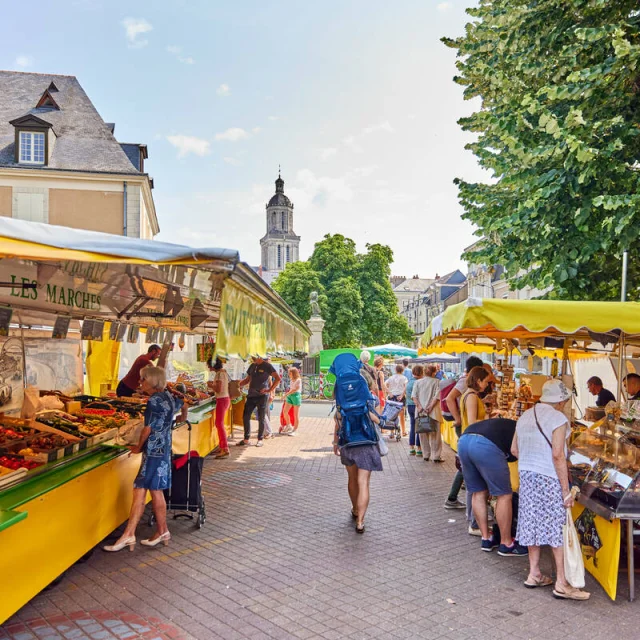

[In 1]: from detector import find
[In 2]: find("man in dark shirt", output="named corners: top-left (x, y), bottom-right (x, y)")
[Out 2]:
top-left (623, 373), bottom-right (640, 401)
top-left (238, 356), bottom-right (281, 447)
top-left (587, 376), bottom-right (616, 407)
top-left (457, 418), bottom-right (527, 557)
top-left (116, 344), bottom-right (161, 397)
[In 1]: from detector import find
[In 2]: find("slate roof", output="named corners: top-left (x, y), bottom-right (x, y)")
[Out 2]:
top-left (268, 193), bottom-right (292, 207)
top-left (0, 71), bottom-right (142, 174)
top-left (393, 278), bottom-right (435, 293)
top-left (120, 143), bottom-right (142, 171)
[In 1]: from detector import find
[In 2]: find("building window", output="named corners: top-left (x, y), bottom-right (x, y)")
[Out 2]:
top-left (277, 245), bottom-right (282, 268)
top-left (286, 245), bottom-right (290, 263)
top-left (19, 131), bottom-right (45, 164)
top-left (281, 211), bottom-right (286, 231)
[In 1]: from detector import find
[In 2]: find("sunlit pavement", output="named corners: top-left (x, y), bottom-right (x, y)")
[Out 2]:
top-left (3, 408), bottom-right (640, 640)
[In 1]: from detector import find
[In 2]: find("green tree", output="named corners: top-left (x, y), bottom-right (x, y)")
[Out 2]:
top-left (444, 0), bottom-right (640, 300)
top-left (309, 234), bottom-right (360, 289)
top-left (324, 277), bottom-right (363, 348)
top-left (271, 262), bottom-right (327, 320)
top-left (358, 243), bottom-right (413, 344)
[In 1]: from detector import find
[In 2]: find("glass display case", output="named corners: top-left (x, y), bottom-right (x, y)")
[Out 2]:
top-left (569, 429), bottom-right (640, 518)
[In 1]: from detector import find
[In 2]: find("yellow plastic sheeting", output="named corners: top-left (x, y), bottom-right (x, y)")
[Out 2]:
top-left (216, 279), bottom-right (308, 359)
top-left (420, 341), bottom-right (521, 356)
top-left (85, 322), bottom-right (121, 396)
top-left (423, 298), bottom-right (640, 348)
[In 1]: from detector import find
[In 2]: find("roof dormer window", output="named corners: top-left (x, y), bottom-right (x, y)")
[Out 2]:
top-left (19, 131), bottom-right (45, 164)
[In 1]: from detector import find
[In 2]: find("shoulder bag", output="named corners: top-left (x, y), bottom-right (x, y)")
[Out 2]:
top-left (533, 405), bottom-right (553, 448)
top-left (416, 411), bottom-right (438, 433)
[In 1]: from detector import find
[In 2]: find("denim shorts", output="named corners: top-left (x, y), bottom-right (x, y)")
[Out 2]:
top-left (457, 433), bottom-right (512, 496)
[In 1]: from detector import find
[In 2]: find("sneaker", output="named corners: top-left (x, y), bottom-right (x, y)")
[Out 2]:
top-left (444, 499), bottom-right (466, 510)
top-left (409, 449), bottom-right (416, 456)
top-left (497, 542), bottom-right (528, 557)
top-left (236, 440), bottom-right (249, 447)
top-left (468, 526), bottom-right (482, 537)
top-left (481, 538), bottom-right (498, 552)
top-left (433, 458), bottom-right (444, 463)
top-left (288, 431), bottom-right (297, 437)
top-left (255, 440), bottom-right (264, 447)
top-left (423, 457), bottom-right (430, 462)
top-left (416, 450), bottom-right (423, 457)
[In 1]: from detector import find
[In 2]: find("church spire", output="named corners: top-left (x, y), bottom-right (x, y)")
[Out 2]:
top-left (275, 166), bottom-right (284, 193)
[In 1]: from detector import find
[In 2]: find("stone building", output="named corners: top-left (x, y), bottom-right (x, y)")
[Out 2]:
top-left (259, 172), bottom-right (300, 284)
top-left (0, 71), bottom-right (157, 238)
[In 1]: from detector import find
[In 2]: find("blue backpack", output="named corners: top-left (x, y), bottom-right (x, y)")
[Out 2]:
top-left (329, 353), bottom-right (379, 448)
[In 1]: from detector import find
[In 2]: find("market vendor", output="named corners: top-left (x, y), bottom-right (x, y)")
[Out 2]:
top-left (586, 376), bottom-right (616, 407)
top-left (116, 344), bottom-right (162, 397)
top-left (623, 373), bottom-right (640, 401)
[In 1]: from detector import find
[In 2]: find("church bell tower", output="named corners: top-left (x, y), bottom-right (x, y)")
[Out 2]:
top-left (259, 171), bottom-right (301, 277)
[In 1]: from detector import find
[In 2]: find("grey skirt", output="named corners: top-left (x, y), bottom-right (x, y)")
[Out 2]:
top-left (340, 443), bottom-right (383, 471)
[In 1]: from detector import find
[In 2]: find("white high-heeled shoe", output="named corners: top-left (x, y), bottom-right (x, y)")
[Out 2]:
top-left (140, 531), bottom-right (171, 547)
top-left (103, 536), bottom-right (136, 552)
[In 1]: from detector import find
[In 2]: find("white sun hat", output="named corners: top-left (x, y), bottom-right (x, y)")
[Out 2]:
top-left (540, 379), bottom-right (571, 403)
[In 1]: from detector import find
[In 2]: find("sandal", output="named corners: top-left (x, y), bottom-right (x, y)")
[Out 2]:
top-left (552, 584), bottom-right (591, 600)
top-left (351, 509), bottom-right (358, 520)
top-left (524, 574), bottom-right (553, 589)
top-left (355, 523), bottom-right (365, 534)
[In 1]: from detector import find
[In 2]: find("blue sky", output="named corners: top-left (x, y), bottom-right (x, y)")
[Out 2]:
top-left (2, 0), bottom-right (485, 278)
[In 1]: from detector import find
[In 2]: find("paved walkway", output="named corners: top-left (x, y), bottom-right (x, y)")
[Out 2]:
top-left (3, 411), bottom-right (640, 640)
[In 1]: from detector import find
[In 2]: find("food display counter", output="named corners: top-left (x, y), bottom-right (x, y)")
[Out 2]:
top-left (0, 219), bottom-right (310, 624)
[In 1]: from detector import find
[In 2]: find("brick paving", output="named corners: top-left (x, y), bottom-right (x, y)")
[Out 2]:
top-left (3, 411), bottom-right (640, 639)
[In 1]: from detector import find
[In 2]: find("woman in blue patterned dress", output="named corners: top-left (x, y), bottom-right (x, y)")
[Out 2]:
top-left (104, 366), bottom-right (187, 552)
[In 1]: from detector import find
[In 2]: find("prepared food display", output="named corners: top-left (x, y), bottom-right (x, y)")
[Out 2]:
top-left (569, 429), bottom-right (640, 516)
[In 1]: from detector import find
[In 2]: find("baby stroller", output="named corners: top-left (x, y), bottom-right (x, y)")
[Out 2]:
top-left (378, 400), bottom-right (403, 442)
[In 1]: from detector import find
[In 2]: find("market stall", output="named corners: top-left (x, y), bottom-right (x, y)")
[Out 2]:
top-left (421, 297), bottom-right (640, 601)
top-left (0, 219), bottom-right (309, 623)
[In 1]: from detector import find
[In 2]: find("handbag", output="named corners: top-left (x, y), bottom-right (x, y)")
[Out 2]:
top-left (374, 422), bottom-right (388, 456)
top-left (563, 508), bottom-right (586, 588)
top-left (533, 405), bottom-right (553, 448)
top-left (416, 412), bottom-right (438, 433)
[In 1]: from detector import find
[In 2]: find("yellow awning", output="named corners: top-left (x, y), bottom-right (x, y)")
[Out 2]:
top-left (422, 298), bottom-right (640, 352)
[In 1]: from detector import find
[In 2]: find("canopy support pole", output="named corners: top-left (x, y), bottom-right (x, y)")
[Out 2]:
top-left (618, 250), bottom-right (629, 400)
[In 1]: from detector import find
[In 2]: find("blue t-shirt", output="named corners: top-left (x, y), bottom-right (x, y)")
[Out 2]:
top-left (406, 377), bottom-right (416, 406)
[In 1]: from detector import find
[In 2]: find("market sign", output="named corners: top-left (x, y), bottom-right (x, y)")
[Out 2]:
top-left (216, 279), bottom-right (306, 359)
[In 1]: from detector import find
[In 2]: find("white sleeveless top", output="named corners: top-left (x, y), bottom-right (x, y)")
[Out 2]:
top-left (515, 403), bottom-right (568, 479)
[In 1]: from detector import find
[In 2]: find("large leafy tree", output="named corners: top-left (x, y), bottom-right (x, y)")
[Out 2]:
top-left (272, 234), bottom-right (412, 348)
top-left (445, 0), bottom-right (640, 300)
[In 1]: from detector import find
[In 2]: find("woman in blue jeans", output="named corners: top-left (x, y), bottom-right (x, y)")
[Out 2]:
top-left (457, 417), bottom-right (527, 557)
top-left (406, 365), bottom-right (423, 456)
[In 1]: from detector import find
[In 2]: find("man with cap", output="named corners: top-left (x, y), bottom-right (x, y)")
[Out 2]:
top-left (586, 376), bottom-right (616, 407)
top-left (117, 344), bottom-right (161, 397)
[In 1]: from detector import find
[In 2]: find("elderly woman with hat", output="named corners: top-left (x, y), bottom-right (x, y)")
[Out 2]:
top-left (511, 379), bottom-right (590, 600)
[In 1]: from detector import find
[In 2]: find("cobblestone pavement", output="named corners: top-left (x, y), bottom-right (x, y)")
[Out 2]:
top-left (3, 412), bottom-right (640, 640)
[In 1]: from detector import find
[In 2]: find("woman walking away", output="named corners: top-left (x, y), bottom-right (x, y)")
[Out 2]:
top-left (333, 405), bottom-right (383, 534)
top-left (211, 357), bottom-right (231, 459)
top-left (374, 356), bottom-right (387, 410)
top-left (407, 365), bottom-right (423, 456)
top-left (386, 364), bottom-right (408, 436)
top-left (512, 380), bottom-right (590, 600)
top-left (412, 365), bottom-right (443, 462)
top-left (104, 366), bottom-right (188, 552)
top-left (283, 367), bottom-right (302, 435)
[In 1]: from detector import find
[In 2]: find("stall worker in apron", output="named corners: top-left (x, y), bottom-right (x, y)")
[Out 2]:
top-left (116, 344), bottom-right (161, 397)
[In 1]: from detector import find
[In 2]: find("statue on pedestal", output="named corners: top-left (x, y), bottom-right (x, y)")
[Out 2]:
top-left (310, 291), bottom-right (321, 318)
top-left (307, 291), bottom-right (325, 355)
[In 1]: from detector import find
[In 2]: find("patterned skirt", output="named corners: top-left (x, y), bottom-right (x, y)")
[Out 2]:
top-left (133, 453), bottom-right (172, 491)
top-left (340, 444), bottom-right (383, 472)
top-left (516, 470), bottom-right (565, 548)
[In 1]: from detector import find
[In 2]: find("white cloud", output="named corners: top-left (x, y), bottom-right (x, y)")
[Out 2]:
top-left (268, 115), bottom-right (279, 121)
top-left (343, 135), bottom-right (363, 153)
top-left (166, 45), bottom-right (195, 64)
top-left (252, 127), bottom-right (262, 134)
top-left (351, 165), bottom-right (378, 178)
top-left (437, 2), bottom-right (452, 11)
top-left (217, 84), bottom-right (231, 97)
top-left (363, 121), bottom-right (395, 135)
top-left (122, 17), bottom-right (153, 48)
top-left (319, 148), bottom-right (338, 161)
top-left (214, 128), bottom-right (249, 142)
top-left (223, 157), bottom-right (241, 166)
top-left (293, 169), bottom-right (354, 208)
top-left (15, 55), bottom-right (33, 68)
top-left (166, 135), bottom-right (211, 158)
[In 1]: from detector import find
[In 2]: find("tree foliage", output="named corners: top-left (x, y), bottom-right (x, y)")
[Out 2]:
top-left (445, 0), bottom-right (640, 300)
top-left (272, 234), bottom-right (413, 348)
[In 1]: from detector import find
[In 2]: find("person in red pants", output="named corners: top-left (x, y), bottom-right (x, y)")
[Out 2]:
top-left (211, 358), bottom-right (231, 458)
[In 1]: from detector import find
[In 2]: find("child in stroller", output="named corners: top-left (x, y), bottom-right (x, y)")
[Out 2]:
top-left (378, 400), bottom-right (404, 442)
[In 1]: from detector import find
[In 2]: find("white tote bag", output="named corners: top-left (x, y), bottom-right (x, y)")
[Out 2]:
top-left (563, 510), bottom-right (586, 588)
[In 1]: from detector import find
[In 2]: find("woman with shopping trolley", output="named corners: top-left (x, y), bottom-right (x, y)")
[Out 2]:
top-left (104, 365), bottom-right (188, 552)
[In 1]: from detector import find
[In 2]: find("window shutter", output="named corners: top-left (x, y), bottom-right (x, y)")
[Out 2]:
top-left (15, 192), bottom-right (46, 223)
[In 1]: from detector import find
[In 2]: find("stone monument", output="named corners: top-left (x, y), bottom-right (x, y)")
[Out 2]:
top-left (306, 291), bottom-right (325, 355)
